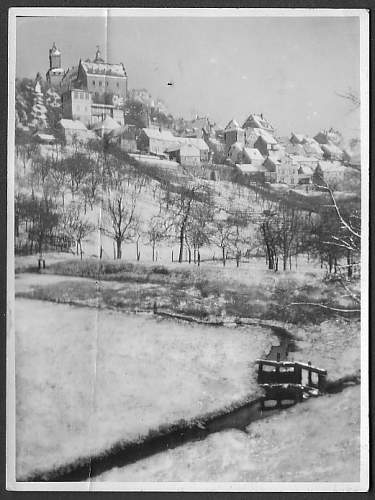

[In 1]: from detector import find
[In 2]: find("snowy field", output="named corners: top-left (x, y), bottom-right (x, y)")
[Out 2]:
top-left (94, 385), bottom-right (360, 483)
top-left (15, 297), bottom-right (273, 479)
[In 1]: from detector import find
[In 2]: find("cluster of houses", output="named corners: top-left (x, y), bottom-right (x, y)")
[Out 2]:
top-left (31, 42), bottom-right (360, 188)
top-left (220, 115), bottom-right (359, 187)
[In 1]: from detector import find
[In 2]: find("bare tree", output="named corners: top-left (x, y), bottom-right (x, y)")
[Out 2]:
top-left (168, 183), bottom-right (213, 263)
top-left (61, 203), bottom-right (94, 259)
top-left (211, 210), bottom-right (237, 267)
top-left (147, 215), bottom-right (171, 262)
top-left (104, 177), bottom-right (145, 260)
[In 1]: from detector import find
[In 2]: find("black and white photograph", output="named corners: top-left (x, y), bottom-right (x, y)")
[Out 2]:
top-left (7, 8), bottom-right (369, 491)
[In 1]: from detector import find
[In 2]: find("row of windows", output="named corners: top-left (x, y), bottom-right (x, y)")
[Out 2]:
top-left (75, 105), bottom-right (89, 113)
top-left (92, 80), bottom-right (120, 88)
top-left (73, 91), bottom-right (90, 100)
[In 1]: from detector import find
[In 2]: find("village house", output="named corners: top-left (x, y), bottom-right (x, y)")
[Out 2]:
top-left (245, 128), bottom-right (263, 148)
top-left (321, 142), bottom-right (344, 161)
top-left (185, 138), bottom-right (210, 163)
top-left (92, 115), bottom-right (121, 138)
top-left (242, 147), bottom-right (264, 167)
top-left (314, 128), bottom-right (342, 146)
top-left (109, 124), bottom-right (137, 152)
top-left (275, 156), bottom-right (299, 185)
top-left (182, 116), bottom-right (213, 138)
top-left (202, 130), bottom-right (226, 164)
top-left (298, 165), bottom-right (314, 184)
top-left (254, 130), bottom-right (278, 157)
top-left (137, 128), bottom-right (178, 156)
top-left (290, 132), bottom-right (306, 145)
top-left (290, 155), bottom-right (320, 170)
top-left (227, 142), bottom-right (244, 164)
top-left (242, 113), bottom-right (274, 133)
top-left (223, 119), bottom-right (245, 154)
top-left (167, 137), bottom-right (210, 165)
top-left (303, 138), bottom-right (324, 158)
top-left (91, 103), bottom-right (124, 126)
top-left (313, 160), bottom-right (347, 187)
top-left (57, 119), bottom-right (91, 144)
top-left (237, 163), bottom-right (268, 183)
top-left (263, 155), bottom-right (298, 185)
top-left (284, 142), bottom-right (306, 156)
top-left (33, 132), bottom-right (56, 145)
top-left (180, 143), bottom-right (201, 167)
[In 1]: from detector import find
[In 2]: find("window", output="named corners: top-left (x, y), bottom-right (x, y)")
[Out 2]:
top-left (79, 93), bottom-right (83, 100)
top-left (92, 80), bottom-right (95, 86)
top-left (116, 82), bottom-right (119, 88)
top-left (99, 81), bottom-right (102, 87)
top-left (106, 81), bottom-right (108, 86)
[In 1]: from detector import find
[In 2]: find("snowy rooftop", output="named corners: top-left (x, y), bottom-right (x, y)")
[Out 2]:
top-left (183, 137), bottom-right (209, 151)
top-left (180, 143), bottom-right (200, 155)
top-left (237, 163), bottom-right (268, 174)
top-left (291, 132), bottom-right (306, 143)
top-left (92, 116), bottom-right (121, 131)
top-left (257, 130), bottom-right (277, 145)
top-left (142, 128), bottom-right (176, 141)
top-left (298, 165), bottom-right (314, 175)
top-left (243, 147), bottom-right (264, 161)
top-left (243, 114), bottom-right (274, 131)
top-left (321, 143), bottom-right (343, 155)
top-left (59, 119), bottom-right (88, 131)
top-left (81, 61), bottom-right (127, 78)
top-left (224, 119), bottom-right (243, 132)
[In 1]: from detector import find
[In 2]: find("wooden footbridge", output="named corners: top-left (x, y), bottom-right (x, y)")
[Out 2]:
top-left (256, 359), bottom-right (327, 410)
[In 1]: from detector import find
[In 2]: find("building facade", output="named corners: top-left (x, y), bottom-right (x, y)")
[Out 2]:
top-left (75, 47), bottom-right (128, 103)
top-left (61, 89), bottom-right (92, 127)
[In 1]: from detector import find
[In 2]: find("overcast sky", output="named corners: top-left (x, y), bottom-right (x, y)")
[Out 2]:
top-left (15, 13), bottom-right (361, 138)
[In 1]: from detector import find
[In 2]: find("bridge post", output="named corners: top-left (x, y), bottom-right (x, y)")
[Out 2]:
top-left (308, 361), bottom-right (312, 386)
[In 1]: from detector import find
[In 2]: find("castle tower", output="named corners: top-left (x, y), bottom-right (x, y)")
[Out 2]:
top-left (46, 42), bottom-right (65, 89)
top-left (49, 42), bottom-right (61, 70)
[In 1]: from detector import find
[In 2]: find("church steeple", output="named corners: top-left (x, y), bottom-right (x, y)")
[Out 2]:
top-left (94, 45), bottom-right (105, 63)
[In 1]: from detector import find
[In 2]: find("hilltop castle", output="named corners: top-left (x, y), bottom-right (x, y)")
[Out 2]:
top-left (46, 43), bottom-right (128, 126)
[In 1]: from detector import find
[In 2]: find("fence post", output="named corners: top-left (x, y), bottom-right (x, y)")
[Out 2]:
top-left (308, 361), bottom-right (312, 387)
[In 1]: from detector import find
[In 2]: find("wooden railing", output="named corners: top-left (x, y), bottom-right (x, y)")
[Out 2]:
top-left (256, 359), bottom-right (327, 391)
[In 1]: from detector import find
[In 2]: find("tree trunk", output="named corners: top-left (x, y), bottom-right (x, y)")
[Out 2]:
top-left (116, 239), bottom-right (122, 259)
top-left (178, 226), bottom-right (185, 263)
top-left (136, 238), bottom-right (140, 261)
top-left (79, 241), bottom-right (83, 260)
top-left (152, 242), bottom-right (155, 262)
top-left (222, 246), bottom-right (226, 267)
top-left (198, 250), bottom-right (201, 267)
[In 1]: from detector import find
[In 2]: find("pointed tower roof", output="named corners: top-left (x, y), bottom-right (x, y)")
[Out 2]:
top-left (224, 119), bottom-right (242, 132)
top-left (50, 42), bottom-right (61, 56)
top-left (94, 45), bottom-right (105, 63)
